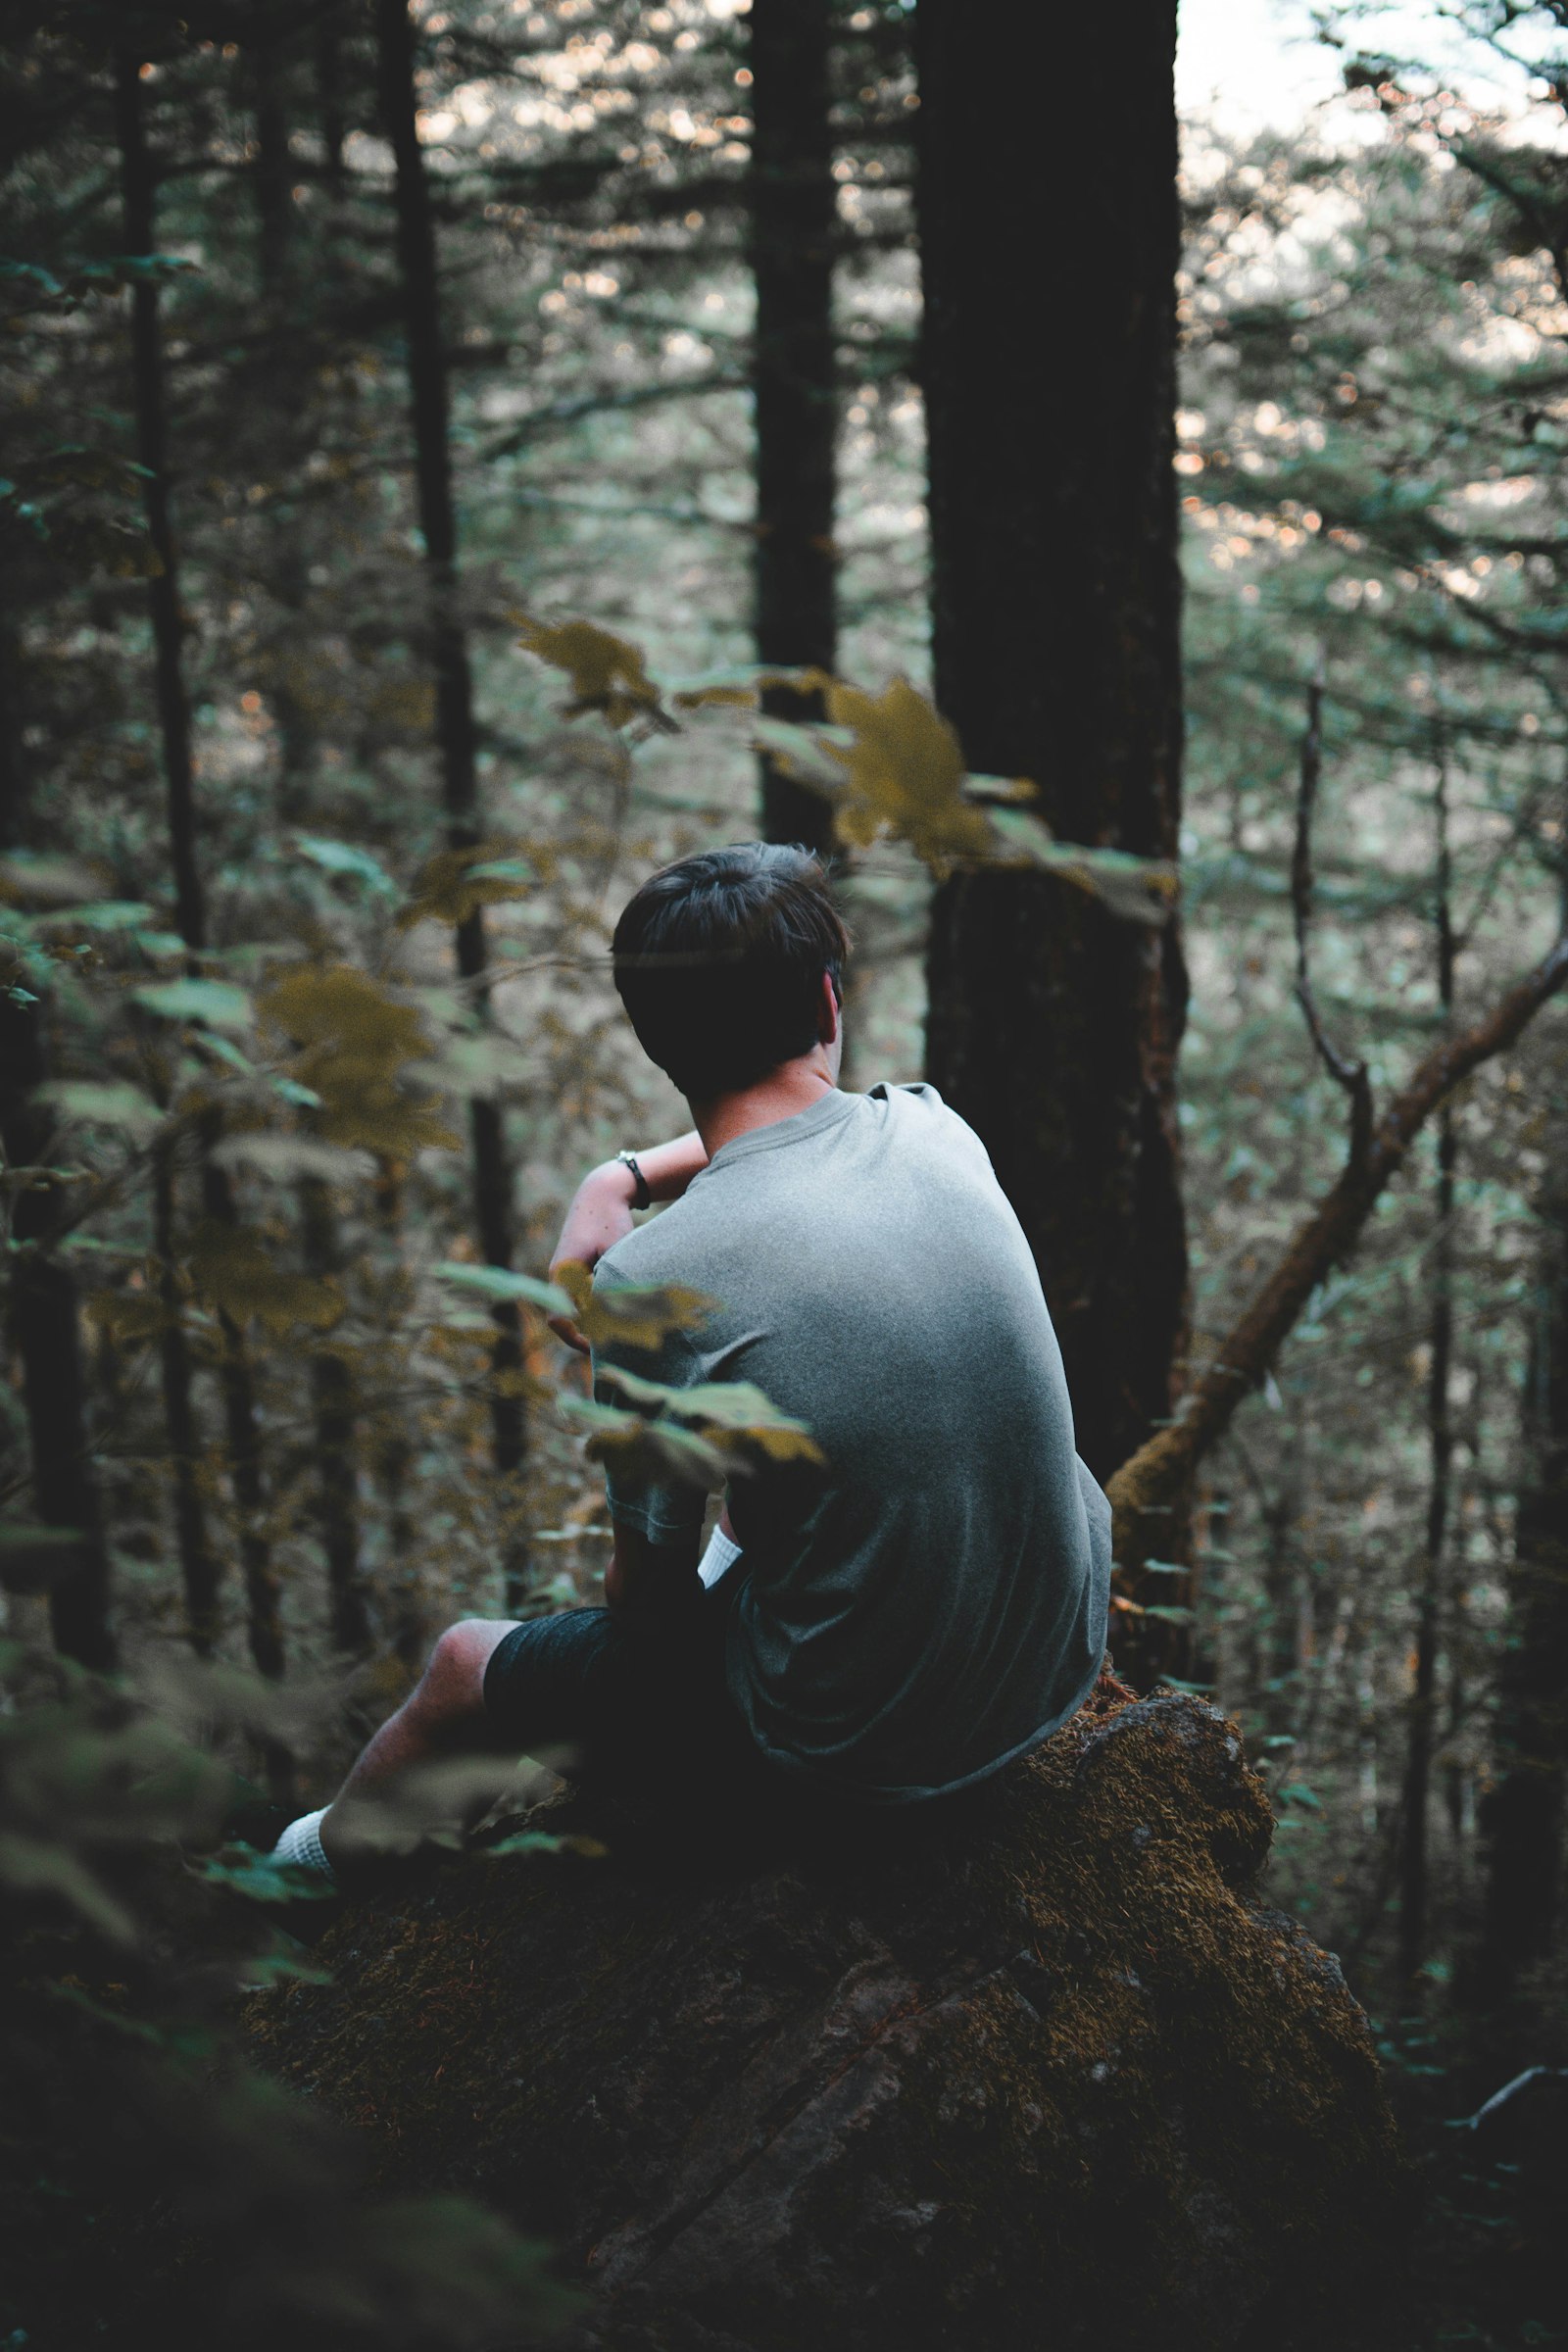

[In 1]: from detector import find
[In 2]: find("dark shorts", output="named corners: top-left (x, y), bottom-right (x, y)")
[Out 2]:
top-left (482, 1568), bottom-right (765, 1790)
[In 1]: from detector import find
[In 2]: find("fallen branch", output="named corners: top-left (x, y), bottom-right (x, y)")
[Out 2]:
top-left (1106, 923), bottom-right (1568, 1564)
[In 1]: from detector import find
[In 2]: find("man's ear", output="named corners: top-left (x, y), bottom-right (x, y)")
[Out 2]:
top-left (817, 967), bottom-right (842, 1045)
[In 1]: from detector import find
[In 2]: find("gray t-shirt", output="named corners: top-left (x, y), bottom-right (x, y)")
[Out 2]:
top-left (591, 1083), bottom-right (1111, 1803)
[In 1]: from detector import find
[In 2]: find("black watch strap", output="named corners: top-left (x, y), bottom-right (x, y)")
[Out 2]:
top-left (616, 1151), bottom-right (652, 1210)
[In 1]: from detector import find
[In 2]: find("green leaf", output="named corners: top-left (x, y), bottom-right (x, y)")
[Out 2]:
top-left (597, 1363), bottom-right (821, 1455)
top-left (985, 807), bottom-right (1180, 924)
top-left (1277, 1782), bottom-right (1324, 1811)
top-left (435, 1261), bottom-right (574, 1316)
top-left (34, 900), bottom-right (157, 934)
top-left (483, 1829), bottom-right (607, 1861)
top-left (294, 835), bottom-right (399, 897)
top-left (192, 1847), bottom-right (338, 1903)
top-left (195, 1031), bottom-right (255, 1076)
top-left (1141, 1558), bottom-right (1190, 1577)
top-left (132, 977), bottom-right (252, 1031)
top-left (34, 1080), bottom-right (161, 1136)
top-left (1140, 1601), bottom-right (1195, 1625)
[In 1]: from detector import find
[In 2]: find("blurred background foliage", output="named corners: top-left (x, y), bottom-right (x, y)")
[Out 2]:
top-left (2, 0), bottom-right (1568, 2344)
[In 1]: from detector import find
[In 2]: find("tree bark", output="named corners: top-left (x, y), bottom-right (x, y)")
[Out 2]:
top-left (913, 0), bottom-right (1188, 1486)
top-left (154, 1150), bottom-right (219, 1654)
top-left (302, 1178), bottom-right (368, 1655)
top-left (317, 5), bottom-right (347, 194)
top-left (0, 583), bottom-right (116, 1667)
top-left (749, 0), bottom-right (838, 857)
top-left (251, 11), bottom-right (291, 296)
top-left (115, 53), bottom-right (205, 956)
top-left (119, 51), bottom-right (283, 1671)
top-left (1481, 1050), bottom-right (1568, 1988)
top-left (0, 1010), bottom-right (117, 1671)
top-left (376, 0), bottom-right (528, 1608)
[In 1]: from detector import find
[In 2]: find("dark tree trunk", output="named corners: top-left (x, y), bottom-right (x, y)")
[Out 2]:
top-left (0, 1018), bottom-right (117, 1669)
top-left (251, 13), bottom-right (290, 296)
top-left (154, 1152), bottom-right (219, 1653)
top-left (376, 0), bottom-right (528, 1606)
top-left (318, 7), bottom-right (347, 193)
top-left (1481, 1054), bottom-right (1568, 1988)
top-left (0, 591), bottom-right (116, 1667)
top-left (119, 51), bottom-right (282, 1671)
top-left (749, 0), bottom-right (838, 856)
top-left (1399, 760), bottom-right (1456, 1981)
top-left (302, 1179), bottom-right (368, 1655)
top-left (244, 21), bottom-right (368, 1673)
top-left (914, 1), bottom-right (1188, 1489)
top-left (115, 53), bottom-right (205, 956)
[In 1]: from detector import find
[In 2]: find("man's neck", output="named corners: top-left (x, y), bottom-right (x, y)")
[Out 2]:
top-left (691, 1054), bottom-right (838, 1161)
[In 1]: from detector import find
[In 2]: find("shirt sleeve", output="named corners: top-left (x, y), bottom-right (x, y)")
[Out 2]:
top-left (590, 1264), bottom-right (711, 1547)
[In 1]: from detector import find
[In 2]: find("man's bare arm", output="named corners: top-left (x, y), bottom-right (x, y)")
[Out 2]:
top-left (548, 1131), bottom-right (709, 1352)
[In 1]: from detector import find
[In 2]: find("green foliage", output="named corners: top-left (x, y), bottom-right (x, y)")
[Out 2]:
top-left (133, 976), bottom-right (253, 1031)
top-left (0, 1647), bottom-right (573, 2348)
top-left (570, 1361), bottom-right (822, 1489)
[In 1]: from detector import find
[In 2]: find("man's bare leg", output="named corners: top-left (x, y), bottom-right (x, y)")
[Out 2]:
top-left (273, 1618), bottom-right (518, 1882)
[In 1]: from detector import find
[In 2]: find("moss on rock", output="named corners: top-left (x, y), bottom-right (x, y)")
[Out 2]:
top-left (247, 1682), bottom-right (1406, 2350)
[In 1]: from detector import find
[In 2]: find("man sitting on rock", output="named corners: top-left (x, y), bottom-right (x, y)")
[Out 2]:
top-left (271, 842), bottom-right (1110, 1884)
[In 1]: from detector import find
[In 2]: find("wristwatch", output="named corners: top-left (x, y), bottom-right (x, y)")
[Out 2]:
top-left (616, 1150), bottom-right (652, 1209)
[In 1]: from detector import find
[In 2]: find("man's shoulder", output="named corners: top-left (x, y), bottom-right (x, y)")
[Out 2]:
top-left (867, 1080), bottom-right (997, 1175)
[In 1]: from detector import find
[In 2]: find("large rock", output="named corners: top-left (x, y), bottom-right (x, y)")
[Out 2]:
top-left (247, 1684), bottom-right (1405, 2350)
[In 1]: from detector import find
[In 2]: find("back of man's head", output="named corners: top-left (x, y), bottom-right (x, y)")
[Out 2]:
top-left (612, 842), bottom-right (850, 1102)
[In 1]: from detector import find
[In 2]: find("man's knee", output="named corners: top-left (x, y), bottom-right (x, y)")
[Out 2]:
top-left (414, 1618), bottom-right (515, 1732)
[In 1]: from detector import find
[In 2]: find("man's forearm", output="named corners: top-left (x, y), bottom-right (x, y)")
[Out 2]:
top-left (623, 1130), bottom-right (708, 1202)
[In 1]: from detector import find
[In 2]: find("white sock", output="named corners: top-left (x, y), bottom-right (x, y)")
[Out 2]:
top-left (699, 1525), bottom-right (743, 1590)
top-left (270, 1805), bottom-right (336, 1885)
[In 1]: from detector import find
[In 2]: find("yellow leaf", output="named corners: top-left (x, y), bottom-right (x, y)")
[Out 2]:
top-left (185, 1219), bottom-right (345, 1337)
top-left (822, 678), bottom-right (993, 878)
top-left (514, 613), bottom-right (671, 730)
top-left (258, 965), bottom-right (461, 1156)
top-left (669, 662), bottom-right (837, 711)
top-left (85, 1286), bottom-right (172, 1348)
top-left (556, 1261), bottom-right (714, 1355)
top-left (397, 843), bottom-right (535, 933)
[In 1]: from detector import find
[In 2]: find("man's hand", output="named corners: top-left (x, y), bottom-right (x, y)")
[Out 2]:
top-left (547, 1133), bottom-right (710, 1355)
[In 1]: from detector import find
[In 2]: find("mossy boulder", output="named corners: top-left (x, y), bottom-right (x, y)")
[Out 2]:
top-left (247, 1684), bottom-right (1405, 2350)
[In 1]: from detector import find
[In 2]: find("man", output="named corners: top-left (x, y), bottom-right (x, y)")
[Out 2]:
top-left (271, 843), bottom-right (1109, 1883)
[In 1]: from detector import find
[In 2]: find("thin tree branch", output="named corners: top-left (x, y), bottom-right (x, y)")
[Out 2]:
top-left (1106, 922), bottom-right (1568, 1563)
top-left (1292, 661), bottom-right (1374, 1166)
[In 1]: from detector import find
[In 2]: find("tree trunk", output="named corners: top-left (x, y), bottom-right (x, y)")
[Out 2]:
top-left (0, 1015), bottom-right (117, 1671)
top-left (1399, 759), bottom-right (1456, 1981)
top-left (317, 6), bottom-right (347, 194)
top-left (114, 53), bottom-right (205, 956)
top-left (913, 0), bottom-right (1188, 1488)
top-left (376, 0), bottom-right (528, 1609)
top-left (0, 595), bottom-right (116, 1667)
top-left (1481, 1048), bottom-right (1568, 1988)
top-left (154, 1151), bottom-right (219, 1654)
top-left (251, 12), bottom-right (290, 296)
top-left (119, 50), bottom-right (283, 1671)
top-left (302, 1179), bottom-right (368, 1655)
top-left (749, 0), bottom-right (838, 857)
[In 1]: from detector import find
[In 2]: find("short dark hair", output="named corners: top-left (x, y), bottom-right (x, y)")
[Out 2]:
top-left (612, 843), bottom-right (850, 1100)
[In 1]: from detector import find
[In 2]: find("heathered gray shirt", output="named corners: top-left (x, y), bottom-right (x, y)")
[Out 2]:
top-left (591, 1082), bottom-right (1111, 1803)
